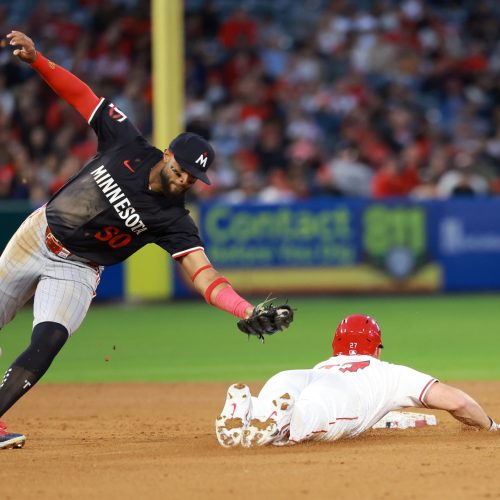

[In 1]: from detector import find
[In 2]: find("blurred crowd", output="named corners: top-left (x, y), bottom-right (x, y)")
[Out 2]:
top-left (1, 0), bottom-right (500, 205)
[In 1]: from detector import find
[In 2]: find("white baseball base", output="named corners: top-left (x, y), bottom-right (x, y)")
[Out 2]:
top-left (372, 411), bottom-right (437, 429)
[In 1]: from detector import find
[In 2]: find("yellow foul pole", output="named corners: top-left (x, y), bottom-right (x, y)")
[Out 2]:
top-left (126, 0), bottom-right (184, 300)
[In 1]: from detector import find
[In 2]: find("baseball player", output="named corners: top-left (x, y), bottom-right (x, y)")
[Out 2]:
top-left (0, 31), bottom-right (293, 450)
top-left (216, 314), bottom-right (499, 447)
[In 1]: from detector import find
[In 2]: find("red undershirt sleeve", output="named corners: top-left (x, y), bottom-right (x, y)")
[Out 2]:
top-left (30, 51), bottom-right (100, 122)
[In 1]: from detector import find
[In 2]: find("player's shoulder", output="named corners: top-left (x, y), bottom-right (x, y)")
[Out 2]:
top-left (88, 97), bottom-right (145, 150)
top-left (376, 357), bottom-right (424, 378)
top-left (89, 97), bottom-right (136, 130)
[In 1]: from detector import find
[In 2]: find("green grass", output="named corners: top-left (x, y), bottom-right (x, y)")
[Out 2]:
top-left (1, 295), bottom-right (499, 383)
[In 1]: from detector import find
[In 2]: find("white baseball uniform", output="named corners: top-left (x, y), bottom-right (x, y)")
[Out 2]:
top-left (0, 207), bottom-right (101, 335)
top-left (251, 355), bottom-right (437, 443)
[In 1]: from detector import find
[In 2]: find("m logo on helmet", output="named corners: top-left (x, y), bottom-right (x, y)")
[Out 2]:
top-left (195, 153), bottom-right (208, 169)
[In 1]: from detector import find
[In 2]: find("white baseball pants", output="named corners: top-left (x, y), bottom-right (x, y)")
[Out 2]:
top-left (0, 207), bottom-right (101, 335)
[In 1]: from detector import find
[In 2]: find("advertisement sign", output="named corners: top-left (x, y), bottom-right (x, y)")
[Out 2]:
top-left (438, 199), bottom-right (500, 290)
top-left (3, 198), bottom-right (500, 299)
top-left (174, 199), bottom-right (443, 295)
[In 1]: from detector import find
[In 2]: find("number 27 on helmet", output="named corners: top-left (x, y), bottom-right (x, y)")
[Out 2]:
top-left (332, 314), bottom-right (384, 357)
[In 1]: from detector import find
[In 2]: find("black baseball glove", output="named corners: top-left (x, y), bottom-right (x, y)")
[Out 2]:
top-left (237, 299), bottom-right (294, 341)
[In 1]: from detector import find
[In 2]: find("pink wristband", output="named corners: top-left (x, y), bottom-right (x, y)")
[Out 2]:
top-left (211, 285), bottom-right (253, 319)
top-left (204, 277), bottom-right (229, 304)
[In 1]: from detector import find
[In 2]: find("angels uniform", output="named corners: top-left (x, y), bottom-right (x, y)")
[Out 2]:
top-left (252, 355), bottom-right (437, 443)
top-left (216, 314), bottom-right (496, 449)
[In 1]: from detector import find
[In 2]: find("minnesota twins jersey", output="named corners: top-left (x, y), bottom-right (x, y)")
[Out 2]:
top-left (45, 98), bottom-right (203, 266)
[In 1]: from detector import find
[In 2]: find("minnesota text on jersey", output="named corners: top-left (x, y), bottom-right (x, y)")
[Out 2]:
top-left (91, 165), bottom-right (148, 235)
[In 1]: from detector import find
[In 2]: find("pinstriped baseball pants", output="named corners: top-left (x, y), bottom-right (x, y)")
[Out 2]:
top-left (0, 207), bottom-right (101, 335)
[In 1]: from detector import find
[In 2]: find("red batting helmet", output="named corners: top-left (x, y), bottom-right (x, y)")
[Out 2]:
top-left (332, 314), bottom-right (383, 356)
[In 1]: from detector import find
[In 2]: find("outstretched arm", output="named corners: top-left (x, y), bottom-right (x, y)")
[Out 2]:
top-left (178, 250), bottom-right (254, 319)
top-left (424, 382), bottom-right (497, 430)
top-left (178, 250), bottom-right (295, 338)
top-left (7, 30), bottom-right (100, 122)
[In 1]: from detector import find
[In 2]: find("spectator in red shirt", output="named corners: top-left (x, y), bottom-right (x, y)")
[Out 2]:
top-left (218, 7), bottom-right (257, 49)
top-left (372, 155), bottom-right (420, 198)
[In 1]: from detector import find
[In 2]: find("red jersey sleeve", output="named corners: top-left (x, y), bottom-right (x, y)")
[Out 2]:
top-left (30, 51), bottom-right (100, 122)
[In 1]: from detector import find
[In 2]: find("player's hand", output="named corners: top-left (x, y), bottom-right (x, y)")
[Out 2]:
top-left (6, 31), bottom-right (37, 64)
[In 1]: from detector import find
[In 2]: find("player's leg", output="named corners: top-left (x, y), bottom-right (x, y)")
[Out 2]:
top-left (255, 369), bottom-right (310, 414)
top-left (33, 259), bottom-right (101, 335)
top-left (288, 396), bottom-right (330, 444)
top-left (288, 381), bottom-right (345, 443)
top-left (0, 208), bottom-right (57, 446)
top-left (0, 321), bottom-right (68, 417)
top-left (241, 370), bottom-right (308, 447)
top-left (0, 259), bottom-right (100, 418)
top-left (0, 208), bottom-right (47, 328)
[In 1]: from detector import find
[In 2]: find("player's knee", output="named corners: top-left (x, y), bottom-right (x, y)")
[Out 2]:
top-left (14, 322), bottom-right (68, 376)
top-left (11, 322), bottom-right (69, 382)
top-left (31, 322), bottom-right (69, 351)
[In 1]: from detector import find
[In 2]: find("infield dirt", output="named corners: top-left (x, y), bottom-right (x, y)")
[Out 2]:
top-left (1, 381), bottom-right (500, 499)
